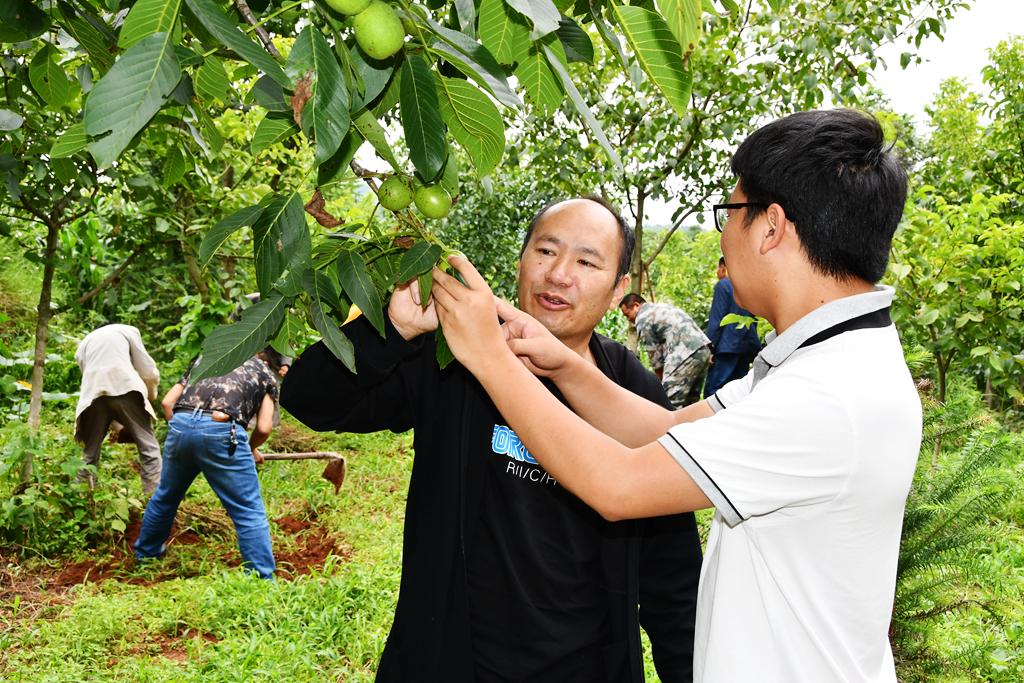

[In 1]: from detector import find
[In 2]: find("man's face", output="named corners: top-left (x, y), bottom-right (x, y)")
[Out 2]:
top-left (620, 303), bottom-right (639, 323)
top-left (517, 200), bottom-right (627, 345)
top-left (719, 183), bottom-right (762, 313)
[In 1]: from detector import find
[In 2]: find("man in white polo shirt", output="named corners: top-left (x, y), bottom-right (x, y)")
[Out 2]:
top-left (428, 109), bottom-right (922, 682)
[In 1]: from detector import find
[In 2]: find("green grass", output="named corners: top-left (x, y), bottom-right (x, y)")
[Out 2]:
top-left (0, 419), bottom-right (410, 682)
top-left (1, 400), bottom-right (1021, 681)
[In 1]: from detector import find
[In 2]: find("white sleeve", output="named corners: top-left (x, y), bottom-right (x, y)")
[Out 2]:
top-left (705, 370), bottom-right (752, 413)
top-left (126, 326), bottom-right (160, 399)
top-left (660, 371), bottom-right (852, 526)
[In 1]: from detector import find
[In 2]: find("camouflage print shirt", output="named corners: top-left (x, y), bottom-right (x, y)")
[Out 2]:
top-left (634, 302), bottom-right (711, 373)
top-left (175, 356), bottom-right (278, 425)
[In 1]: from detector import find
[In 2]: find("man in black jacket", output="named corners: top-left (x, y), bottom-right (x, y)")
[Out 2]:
top-left (281, 197), bottom-right (702, 682)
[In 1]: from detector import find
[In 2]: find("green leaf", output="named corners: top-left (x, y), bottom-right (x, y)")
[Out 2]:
top-left (0, 1), bottom-right (50, 43)
top-left (478, 0), bottom-right (531, 65)
top-left (249, 75), bottom-right (289, 112)
top-left (336, 250), bottom-right (385, 337)
top-left (317, 130), bottom-right (363, 187)
top-left (540, 43), bottom-right (622, 171)
top-left (0, 111), bottom-right (24, 132)
top-left (429, 41), bottom-right (521, 111)
top-left (656, 0), bottom-right (701, 57)
top-left (304, 270), bottom-right (356, 373)
top-left (285, 26), bottom-right (351, 165)
top-left (766, 0), bottom-right (784, 12)
top-left (504, 0), bottom-right (561, 39)
top-left (193, 106), bottom-right (224, 155)
top-left (556, 16), bottom-right (594, 64)
top-left (251, 115), bottom-right (299, 155)
top-left (422, 14), bottom-right (522, 109)
top-left (435, 327), bottom-right (456, 369)
top-left (29, 46), bottom-right (72, 108)
top-left (199, 204), bottom-right (264, 266)
top-left (195, 57), bottom-right (230, 103)
top-left (396, 241), bottom-right (442, 284)
top-left (253, 193), bottom-right (309, 296)
top-left (57, 2), bottom-right (118, 74)
top-left (352, 110), bottom-right (400, 172)
top-left (919, 308), bottom-right (940, 326)
top-left (52, 158), bottom-right (77, 185)
top-left (118, 0), bottom-right (182, 49)
top-left (270, 310), bottom-right (304, 358)
top-left (50, 123), bottom-right (88, 158)
top-left (350, 47), bottom-right (395, 110)
top-left (418, 270), bottom-right (433, 312)
top-left (184, 0), bottom-right (290, 88)
top-left (162, 145), bottom-right (190, 186)
top-left (84, 32), bottom-right (181, 169)
top-left (970, 346), bottom-right (991, 358)
top-left (191, 295), bottom-right (288, 381)
top-left (435, 76), bottom-right (504, 178)
top-left (514, 46), bottom-right (563, 117)
top-left (400, 54), bottom-right (447, 182)
top-left (611, 4), bottom-right (692, 118)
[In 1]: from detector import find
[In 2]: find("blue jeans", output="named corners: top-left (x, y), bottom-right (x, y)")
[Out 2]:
top-left (134, 411), bottom-right (276, 578)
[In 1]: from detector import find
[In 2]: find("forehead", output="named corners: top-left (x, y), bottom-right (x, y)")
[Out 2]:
top-left (528, 201), bottom-right (622, 256)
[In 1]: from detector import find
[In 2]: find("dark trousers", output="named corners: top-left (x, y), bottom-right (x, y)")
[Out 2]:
top-left (77, 392), bottom-right (162, 494)
top-left (703, 351), bottom-right (758, 398)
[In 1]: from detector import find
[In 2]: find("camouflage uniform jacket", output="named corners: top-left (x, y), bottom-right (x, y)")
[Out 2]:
top-left (175, 357), bottom-right (278, 425)
top-left (635, 303), bottom-right (711, 374)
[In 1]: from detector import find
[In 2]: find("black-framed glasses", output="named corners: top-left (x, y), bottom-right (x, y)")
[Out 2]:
top-left (712, 202), bottom-right (768, 233)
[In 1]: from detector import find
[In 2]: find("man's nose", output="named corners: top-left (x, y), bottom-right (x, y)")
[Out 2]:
top-left (545, 258), bottom-right (574, 287)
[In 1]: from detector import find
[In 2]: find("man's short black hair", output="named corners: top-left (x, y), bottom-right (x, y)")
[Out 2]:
top-left (520, 195), bottom-right (635, 282)
top-left (619, 293), bottom-right (646, 308)
top-left (730, 109), bottom-right (908, 283)
top-left (718, 256), bottom-right (726, 266)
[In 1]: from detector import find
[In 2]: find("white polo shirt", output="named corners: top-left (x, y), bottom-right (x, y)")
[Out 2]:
top-left (657, 286), bottom-right (921, 683)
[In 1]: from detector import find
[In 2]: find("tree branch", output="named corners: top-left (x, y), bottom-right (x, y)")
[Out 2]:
top-left (643, 190), bottom-right (714, 270)
top-left (61, 245), bottom-right (145, 312)
top-left (234, 0), bottom-right (281, 57)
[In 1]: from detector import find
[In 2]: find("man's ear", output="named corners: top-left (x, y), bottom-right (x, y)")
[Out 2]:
top-left (760, 203), bottom-right (788, 255)
top-left (609, 275), bottom-right (629, 310)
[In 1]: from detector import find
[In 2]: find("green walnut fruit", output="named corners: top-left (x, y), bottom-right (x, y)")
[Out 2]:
top-left (378, 175), bottom-right (414, 211)
top-left (353, 1), bottom-right (405, 60)
top-left (325, 0), bottom-right (371, 14)
top-left (414, 185), bottom-right (452, 219)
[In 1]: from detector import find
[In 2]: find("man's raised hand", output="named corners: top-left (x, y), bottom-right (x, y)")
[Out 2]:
top-left (495, 299), bottom-right (576, 378)
top-left (388, 279), bottom-right (438, 341)
top-left (431, 256), bottom-right (507, 374)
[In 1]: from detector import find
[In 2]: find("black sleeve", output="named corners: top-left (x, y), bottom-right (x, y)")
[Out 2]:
top-left (279, 313), bottom-right (425, 433)
top-left (620, 350), bottom-right (702, 683)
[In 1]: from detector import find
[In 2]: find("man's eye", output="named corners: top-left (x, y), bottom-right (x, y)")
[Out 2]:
top-left (538, 248), bottom-right (554, 256)
top-left (579, 260), bottom-right (595, 268)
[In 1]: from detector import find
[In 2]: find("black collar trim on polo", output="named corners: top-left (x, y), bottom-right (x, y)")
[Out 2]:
top-left (797, 307), bottom-right (892, 351)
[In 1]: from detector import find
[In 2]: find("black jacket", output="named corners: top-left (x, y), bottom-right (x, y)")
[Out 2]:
top-left (281, 315), bottom-right (702, 682)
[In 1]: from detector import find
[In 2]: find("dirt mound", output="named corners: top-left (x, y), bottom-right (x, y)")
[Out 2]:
top-left (273, 513), bottom-right (351, 577)
top-left (266, 422), bottom-right (328, 453)
top-left (275, 514), bottom-right (313, 534)
top-left (121, 628), bottom-right (220, 665)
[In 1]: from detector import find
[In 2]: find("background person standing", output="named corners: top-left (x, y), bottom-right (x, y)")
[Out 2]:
top-left (134, 351), bottom-right (279, 579)
top-left (74, 324), bottom-right (162, 494)
top-left (703, 257), bottom-right (762, 397)
top-left (620, 294), bottom-right (711, 408)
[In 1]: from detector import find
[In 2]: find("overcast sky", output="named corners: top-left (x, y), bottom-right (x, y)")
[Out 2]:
top-left (644, 0), bottom-right (1024, 226)
top-left (872, 0), bottom-right (1024, 126)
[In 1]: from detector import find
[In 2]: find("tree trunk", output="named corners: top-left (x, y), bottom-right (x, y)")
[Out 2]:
top-left (24, 220), bottom-right (61, 482)
top-left (182, 240), bottom-right (210, 303)
top-left (626, 192), bottom-right (647, 352)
